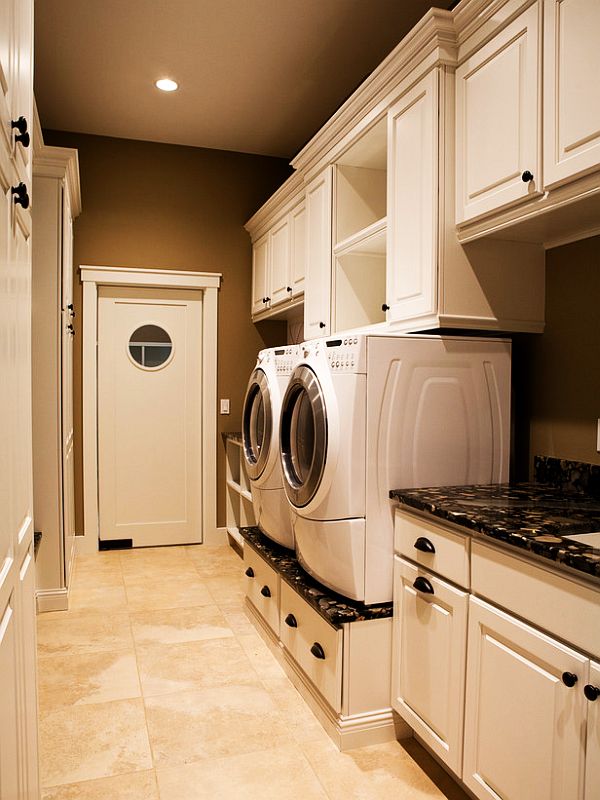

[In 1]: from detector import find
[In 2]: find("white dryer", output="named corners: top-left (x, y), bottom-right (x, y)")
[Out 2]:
top-left (242, 345), bottom-right (299, 549)
top-left (279, 333), bottom-right (511, 604)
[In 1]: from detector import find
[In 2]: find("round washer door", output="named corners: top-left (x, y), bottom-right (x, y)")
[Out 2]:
top-left (242, 368), bottom-right (272, 481)
top-left (280, 365), bottom-right (327, 508)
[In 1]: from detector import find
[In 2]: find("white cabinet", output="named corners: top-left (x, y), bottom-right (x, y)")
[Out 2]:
top-left (585, 661), bottom-right (600, 800)
top-left (32, 130), bottom-right (81, 612)
top-left (246, 173), bottom-right (305, 321)
top-left (304, 167), bottom-right (333, 339)
top-left (455, 1), bottom-right (542, 224)
top-left (224, 435), bottom-right (255, 549)
top-left (463, 596), bottom-right (587, 800)
top-left (543, 0), bottom-right (600, 189)
top-left (392, 555), bottom-right (468, 775)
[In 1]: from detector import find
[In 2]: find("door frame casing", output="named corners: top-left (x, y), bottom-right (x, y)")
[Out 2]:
top-left (80, 265), bottom-right (221, 553)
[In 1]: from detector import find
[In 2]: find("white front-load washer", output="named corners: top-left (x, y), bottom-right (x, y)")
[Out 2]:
top-left (279, 333), bottom-right (511, 604)
top-left (242, 345), bottom-right (299, 549)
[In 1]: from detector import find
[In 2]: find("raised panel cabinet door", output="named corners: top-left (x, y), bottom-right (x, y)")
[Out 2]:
top-left (269, 215), bottom-right (290, 307)
top-left (455, 2), bottom-right (541, 224)
top-left (0, 595), bottom-right (20, 800)
top-left (290, 201), bottom-right (306, 297)
top-left (464, 596), bottom-right (587, 800)
top-left (304, 167), bottom-right (332, 339)
top-left (17, 545), bottom-right (40, 797)
top-left (584, 660), bottom-right (600, 800)
top-left (251, 232), bottom-right (269, 316)
top-left (391, 556), bottom-right (468, 776)
top-left (543, 0), bottom-right (600, 188)
top-left (386, 69), bottom-right (439, 327)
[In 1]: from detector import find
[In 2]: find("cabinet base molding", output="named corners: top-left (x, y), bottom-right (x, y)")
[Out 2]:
top-left (245, 598), bottom-right (404, 751)
top-left (203, 525), bottom-right (229, 546)
top-left (36, 587), bottom-right (69, 613)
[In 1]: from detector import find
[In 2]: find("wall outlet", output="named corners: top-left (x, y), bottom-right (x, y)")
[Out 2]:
top-left (220, 398), bottom-right (230, 415)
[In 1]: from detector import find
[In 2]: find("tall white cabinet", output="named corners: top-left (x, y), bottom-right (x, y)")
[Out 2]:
top-left (32, 125), bottom-right (81, 612)
top-left (0, 0), bottom-right (39, 796)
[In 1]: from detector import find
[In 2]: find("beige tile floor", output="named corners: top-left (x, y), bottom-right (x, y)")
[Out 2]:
top-left (37, 543), bottom-right (469, 799)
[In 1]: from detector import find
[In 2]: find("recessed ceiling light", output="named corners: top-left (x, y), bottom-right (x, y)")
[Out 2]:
top-left (155, 78), bottom-right (178, 92)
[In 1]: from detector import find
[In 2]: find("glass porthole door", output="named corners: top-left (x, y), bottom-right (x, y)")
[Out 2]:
top-left (280, 366), bottom-right (327, 508)
top-left (242, 369), bottom-right (272, 480)
top-left (128, 324), bottom-right (172, 368)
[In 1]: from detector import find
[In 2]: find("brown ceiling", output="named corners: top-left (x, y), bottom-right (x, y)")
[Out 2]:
top-left (34, 0), bottom-right (450, 159)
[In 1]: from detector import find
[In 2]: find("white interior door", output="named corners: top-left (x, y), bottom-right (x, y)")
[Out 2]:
top-left (98, 286), bottom-right (203, 546)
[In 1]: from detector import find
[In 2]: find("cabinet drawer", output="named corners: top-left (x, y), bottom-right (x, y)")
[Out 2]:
top-left (244, 548), bottom-right (280, 637)
top-left (395, 510), bottom-right (470, 588)
top-left (472, 540), bottom-right (600, 657)
top-left (279, 581), bottom-right (343, 712)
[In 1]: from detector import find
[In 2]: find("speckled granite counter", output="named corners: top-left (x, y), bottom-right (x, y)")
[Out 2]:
top-left (390, 478), bottom-right (600, 584)
top-left (240, 527), bottom-right (392, 627)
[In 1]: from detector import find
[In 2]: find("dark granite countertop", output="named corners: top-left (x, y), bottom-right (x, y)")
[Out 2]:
top-left (240, 527), bottom-right (392, 628)
top-left (390, 482), bottom-right (600, 584)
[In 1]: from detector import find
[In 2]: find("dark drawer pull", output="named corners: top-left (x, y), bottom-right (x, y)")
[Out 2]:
top-left (244, 567), bottom-right (254, 578)
top-left (310, 642), bottom-right (325, 660)
top-left (284, 613), bottom-right (297, 628)
top-left (260, 585), bottom-right (271, 598)
top-left (562, 672), bottom-right (578, 688)
top-left (413, 576), bottom-right (434, 595)
top-left (414, 536), bottom-right (435, 554)
top-left (584, 684), bottom-right (600, 702)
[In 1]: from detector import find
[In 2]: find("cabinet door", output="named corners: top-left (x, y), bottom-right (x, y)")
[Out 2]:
top-left (464, 597), bottom-right (587, 800)
top-left (543, 0), bottom-right (600, 189)
top-left (290, 201), bottom-right (305, 298)
top-left (251, 232), bottom-right (269, 316)
top-left (304, 168), bottom-right (332, 339)
top-left (62, 191), bottom-right (76, 585)
top-left (455, 3), bottom-right (541, 224)
top-left (269, 215), bottom-right (290, 307)
top-left (386, 70), bottom-right (438, 326)
top-left (391, 556), bottom-right (468, 776)
top-left (584, 660), bottom-right (600, 800)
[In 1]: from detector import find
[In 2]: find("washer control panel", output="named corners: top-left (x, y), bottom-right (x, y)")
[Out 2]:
top-left (324, 335), bottom-right (366, 373)
top-left (257, 345), bottom-right (299, 376)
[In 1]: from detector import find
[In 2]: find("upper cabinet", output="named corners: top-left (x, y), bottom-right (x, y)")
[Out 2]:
top-left (246, 173), bottom-right (305, 323)
top-left (304, 167), bottom-right (333, 338)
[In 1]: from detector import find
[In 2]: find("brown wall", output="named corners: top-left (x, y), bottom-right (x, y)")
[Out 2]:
top-left (514, 235), bottom-right (600, 477)
top-left (43, 130), bottom-right (291, 533)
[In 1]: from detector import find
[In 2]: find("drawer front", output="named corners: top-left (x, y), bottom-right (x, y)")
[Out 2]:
top-left (244, 548), bottom-right (280, 637)
top-left (471, 540), bottom-right (600, 657)
top-left (395, 510), bottom-right (470, 588)
top-left (279, 581), bottom-right (343, 712)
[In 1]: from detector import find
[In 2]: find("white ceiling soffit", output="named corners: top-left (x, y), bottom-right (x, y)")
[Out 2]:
top-left (34, 0), bottom-right (450, 159)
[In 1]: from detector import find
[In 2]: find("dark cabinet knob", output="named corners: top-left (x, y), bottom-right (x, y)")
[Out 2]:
top-left (414, 537), bottom-right (435, 554)
top-left (265, 296), bottom-right (270, 303)
top-left (310, 642), bottom-right (325, 660)
top-left (260, 585), bottom-right (271, 598)
top-left (262, 297), bottom-right (266, 303)
top-left (521, 170), bottom-right (534, 183)
top-left (413, 576), bottom-right (434, 594)
top-left (287, 286), bottom-right (292, 292)
top-left (11, 183), bottom-right (29, 209)
top-left (244, 567), bottom-right (254, 578)
top-left (382, 304), bottom-right (390, 312)
top-left (584, 684), bottom-right (600, 701)
top-left (12, 117), bottom-right (30, 146)
top-left (284, 613), bottom-right (297, 628)
top-left (562, 672), bottom-right (578, 688)
top-left (67, 324), bottom-right (75, 335)
top-left (319, 322), bottom-right (326, 329)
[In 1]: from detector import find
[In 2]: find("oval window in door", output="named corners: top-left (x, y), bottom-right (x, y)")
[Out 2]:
top-left (128, 324), bottom-right (173, 368)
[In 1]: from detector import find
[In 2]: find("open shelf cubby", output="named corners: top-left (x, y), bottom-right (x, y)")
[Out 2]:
top-left (225, 436), bottom-right (255, 548)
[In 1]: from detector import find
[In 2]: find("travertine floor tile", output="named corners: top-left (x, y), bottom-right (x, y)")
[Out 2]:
top-left (124, 576), bottom-right (214, 611)
top-left (67, 584), bottom-right (129, 612)
top-left (202, 574), bottom-right (246, 605)
top-left (41, 770), bottom-right (159, 799)
top-left (221, 607), bottom-right (256, 635)
top-left (39, 698), bottom-right (152, 787)
top-left (155, 744), bottom-right (328, 799)
top-left (37, 611), bottom-right (134, 656)
top-left (261, 677), bottom-right (330, 744)
top-left (38, 650), bottom-right (141, 710)
top-left (130, 605), bottom-right (232, 645)
top-left (144, 683), bottom-right (293, 767)
top-left (237, 631), bottom-right (286, 679)
top-left (186, 544), bottom-right (243, 577)
top-left (136, 637), bottom-right (258, 697)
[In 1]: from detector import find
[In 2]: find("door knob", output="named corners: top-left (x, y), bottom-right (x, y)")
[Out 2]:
top-left (561, 672), bottom-right (578, 688)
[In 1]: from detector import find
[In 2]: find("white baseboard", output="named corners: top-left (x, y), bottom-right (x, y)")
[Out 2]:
top-left (204, 526), bottom-right (229, 546)
top-left (245, 599), bottom-right (403, 751)
top-left (36, 588), bottom-right (69, 613)
top-left (75, 533), bottom-right (99, 555)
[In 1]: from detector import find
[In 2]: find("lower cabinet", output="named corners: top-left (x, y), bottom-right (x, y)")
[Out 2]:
top-left (391, 556), bottom-right (468, 775)
top-left (463, 596), bottom-right (588, 800)
top-left (244, 546), bottom-right (280, 638)
top-left (585, 660), bottom-right (600, 800)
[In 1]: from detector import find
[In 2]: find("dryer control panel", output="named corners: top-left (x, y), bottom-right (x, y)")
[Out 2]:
top-left (323, 335), bottom-right (366, 374)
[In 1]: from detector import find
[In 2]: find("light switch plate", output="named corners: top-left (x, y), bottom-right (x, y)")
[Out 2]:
top-left (220, 398), bottom-right (230, 415)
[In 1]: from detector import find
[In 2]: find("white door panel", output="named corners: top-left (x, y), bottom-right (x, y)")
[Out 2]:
top-left (98, 287), bottom-right (203, 546)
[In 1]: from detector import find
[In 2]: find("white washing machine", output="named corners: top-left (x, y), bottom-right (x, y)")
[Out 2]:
top-left (242, 345), bottom-right (299, 549)
top-left (279, 333), bottom-right (511, 604)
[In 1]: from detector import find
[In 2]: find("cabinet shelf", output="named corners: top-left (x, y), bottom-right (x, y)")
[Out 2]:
top-left (333, 217), bottom-right (386, 258)
top-left (225, 435), bottom-right (255, 547)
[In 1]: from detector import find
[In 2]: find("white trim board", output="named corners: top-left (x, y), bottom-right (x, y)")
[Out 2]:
top-left (80, 265), bottom-right (221, 553)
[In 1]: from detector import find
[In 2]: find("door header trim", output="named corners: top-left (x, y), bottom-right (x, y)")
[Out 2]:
top-left (80, 265), bottom-right (221, 290)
